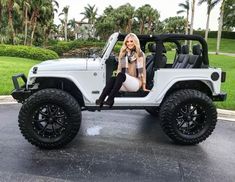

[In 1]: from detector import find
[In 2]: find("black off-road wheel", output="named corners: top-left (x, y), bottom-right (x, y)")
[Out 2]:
top-left (145, 107), bottom-right (160, 117)
top-left (160, 89), bottom-right (217, 145)
top-left (18, 89), bottom-right (81, 149)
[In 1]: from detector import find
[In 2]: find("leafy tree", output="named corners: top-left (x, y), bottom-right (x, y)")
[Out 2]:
top-left (81, 4), bottom-right (97, 37)
top-left (223, 0), bottom-right (235, 31)
top-left (29, 0), bottom-right (56, 45)
top-left (95, 6), bottom-right (116, 39)
top-left (68, 18), bottom-right (79, 39)
top-left (198, 0), bottom-right (221, 41)
top-left (114, 3), bottom-right (135, 33)
top-left (163, 16), bottom-right (185, 33)
top-left (59, 5), bottom-right (69, 41)
top-left (135, 4), bottom-right (160, 34)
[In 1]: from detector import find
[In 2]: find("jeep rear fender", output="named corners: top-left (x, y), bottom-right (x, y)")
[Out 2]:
top-left (152, 69), bottom-right (221, 104)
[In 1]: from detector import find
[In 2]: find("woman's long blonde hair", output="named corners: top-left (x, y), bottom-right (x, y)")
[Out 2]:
top-left (118, 33), bottom-right (142, 60)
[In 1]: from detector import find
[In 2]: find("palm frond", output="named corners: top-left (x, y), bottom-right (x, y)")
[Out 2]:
top-left (211, 0), bottom-right (221, 9)
top-left (177, 10), bottom-right (186, 14)
top-left (198, 0), bottom-right (208, 5)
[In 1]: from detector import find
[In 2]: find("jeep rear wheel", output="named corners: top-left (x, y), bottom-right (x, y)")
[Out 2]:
top-left (160, 89), bottom-right (217, 145)
top-left (19, 89), bottom-right (81, 149)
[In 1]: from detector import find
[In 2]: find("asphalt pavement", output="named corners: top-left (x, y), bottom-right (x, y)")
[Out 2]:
top-left (0, 103), bottom-right (235, 182)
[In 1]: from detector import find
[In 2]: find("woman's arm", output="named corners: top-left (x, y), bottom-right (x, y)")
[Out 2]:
top-left (139, 55), bottom-right (150, 92)
top-left (116, 59), bottom-right (122, 74)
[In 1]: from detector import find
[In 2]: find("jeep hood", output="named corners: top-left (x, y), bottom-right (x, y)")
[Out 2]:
top-left (34, 58), bottom-right (101, 71)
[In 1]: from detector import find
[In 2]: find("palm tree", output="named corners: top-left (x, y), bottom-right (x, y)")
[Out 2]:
top-left (177, 0), bottom-right (190, 35)
top-left (135, 5), bottom-right (148, 34)
top-left (136, 4), bottom-right (160, 34)
top-left (5, 0), bottom-right (20, 44)
top-left (190, 0), bottom-right (196, 35)
top-left (216, 0), bottom-right (225, 54)
top-left (113, 3), bottom-right (135, 33)
top-left (0, 0), bottom-right (8, 27)
top-left (198, 0), bottom-right (221, 41)
top-left (68, 18), bottom-right (79, 39)
top-left (81, 4), bottom-right (97, 37)
top-left (29, 0), bottom-right (53, 45)
top-left (20, 0), bottom-right (31, 45)
top-left (59, 5), bottom-right (69, 41)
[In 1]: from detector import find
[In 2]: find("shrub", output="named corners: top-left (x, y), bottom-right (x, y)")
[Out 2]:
top-left (194, 31), bottom-right (235, 39)
top-left (47, 40), bottom-right (105, 56)
top-left (0, 44), bottom-right (59, 61)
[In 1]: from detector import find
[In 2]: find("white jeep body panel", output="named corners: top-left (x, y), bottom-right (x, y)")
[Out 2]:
top-left (27, 60), bottom-right (222, 107)
top-left (26, 32), bottom-right (223, 107)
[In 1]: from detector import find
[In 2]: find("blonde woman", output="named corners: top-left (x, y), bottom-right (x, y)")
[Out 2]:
top-left (96, 33), bottom-right (150, 108)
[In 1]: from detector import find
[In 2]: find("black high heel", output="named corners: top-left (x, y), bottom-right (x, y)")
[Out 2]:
top-left (103, 99), bottom-right (114, 108)
top-left (104, 73), bottom-right (126, 108)
top-left (95, 99), bottom-right (104, 108)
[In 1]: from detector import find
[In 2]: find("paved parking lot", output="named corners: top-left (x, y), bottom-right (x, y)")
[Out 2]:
top-left (0, 103), bottom-right (235, 182)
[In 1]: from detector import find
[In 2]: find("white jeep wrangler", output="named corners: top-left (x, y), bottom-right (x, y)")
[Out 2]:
top-left (12, 32), bottom-right (226, 149)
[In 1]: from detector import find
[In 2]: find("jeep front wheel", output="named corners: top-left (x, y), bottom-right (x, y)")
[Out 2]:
top-left (18, 89), bottom-right (81, 149)
top-left (160, 89), bottom-right (217, 145)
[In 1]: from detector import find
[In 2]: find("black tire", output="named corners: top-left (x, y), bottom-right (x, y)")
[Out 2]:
top-left (18, 89), bottom-right (81, 149)
top-left (145, 107), bottom-right (160, 117)
top-left (160, 89), bottom-right (217, 145)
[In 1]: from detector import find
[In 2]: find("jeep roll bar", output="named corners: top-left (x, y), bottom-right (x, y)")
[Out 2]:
top-left (117, 33), bottom-right (209, 70)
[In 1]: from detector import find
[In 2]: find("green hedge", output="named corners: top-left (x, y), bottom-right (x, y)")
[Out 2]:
top-left (0, 44), bottom-right (59, 61)
top-left (47, 40), bottom-right (105, 56)
top-left (194, 31), bottom-right (235, 39)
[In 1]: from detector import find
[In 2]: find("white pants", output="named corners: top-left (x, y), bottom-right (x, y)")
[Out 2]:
top-left (120, 74), bottom-right (141, 92)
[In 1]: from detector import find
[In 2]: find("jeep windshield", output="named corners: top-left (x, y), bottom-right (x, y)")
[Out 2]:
top-left (101, 33), bottom-right (117, 58)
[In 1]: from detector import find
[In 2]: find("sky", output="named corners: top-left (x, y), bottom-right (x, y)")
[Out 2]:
top-left (54, 0), bottom-right (222, 31)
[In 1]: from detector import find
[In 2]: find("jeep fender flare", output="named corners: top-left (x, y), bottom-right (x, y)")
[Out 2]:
top-left (29, 75), bottom-right (89, 106)
top-left (156, 79), bottom-right (213, 105)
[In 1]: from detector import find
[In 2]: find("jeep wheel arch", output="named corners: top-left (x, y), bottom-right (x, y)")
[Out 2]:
top-left (162, 80), bottom-right (213, 103)
top-left (34, 77), bottom-right (85, 107)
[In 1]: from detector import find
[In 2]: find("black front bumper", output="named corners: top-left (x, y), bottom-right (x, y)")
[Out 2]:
top-left (11, 73), bottom-right (32, 103)
top-left (212, 92), bottom-right (227, 102)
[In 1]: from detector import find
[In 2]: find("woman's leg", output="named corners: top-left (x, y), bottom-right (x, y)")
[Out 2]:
top-left (121, 74), bottom-right (141, 92)
top-left (104, 72), bottom-right (126, 107)
top-left (95, 76), bottom-right (116, 107)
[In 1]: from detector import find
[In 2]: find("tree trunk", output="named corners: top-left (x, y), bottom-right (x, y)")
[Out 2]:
top-left (64, 14), bottom-right (68, 41)
top-left (216, 0), bottom-right (225, 55)
top-left (139, 21), bottom-right (144, 34)
top-left (24, 6), bottom-right (28, 45)
top-left (185, 10), bottom-right (189, 45)
top-left (147, 20), bottom-right (152, 34)
top-left (205, 11), bottom-right (211, 41)
top-left (186, 11), bottom-right (189, 35)
top-left (189, 0), bottom-right (196, 49)
top-left (8, 0), bottom-right (16, 44)
top-left (0, 4), bottom-right (2, 27)
top-left (30, 16), bottom-right (37, 46)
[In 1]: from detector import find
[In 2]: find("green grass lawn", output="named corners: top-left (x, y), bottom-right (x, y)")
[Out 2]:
top-left (207, 38), bottom-right (235, 54)
top-left (0, 56), bottom-right (41, 95)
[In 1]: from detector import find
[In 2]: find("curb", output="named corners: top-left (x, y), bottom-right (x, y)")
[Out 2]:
top-left (209, 52), bottom-right (235, 57)
top-left (0, 95), bottom-right (235, 121)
